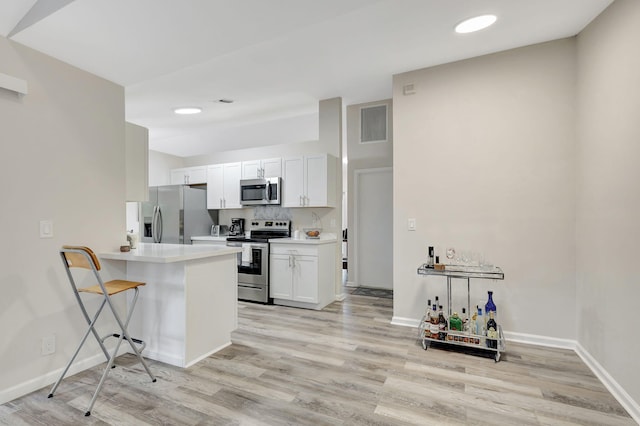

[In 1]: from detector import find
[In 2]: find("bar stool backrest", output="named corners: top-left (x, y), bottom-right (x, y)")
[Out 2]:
top-left (62, 246), bottom-right (101, 271)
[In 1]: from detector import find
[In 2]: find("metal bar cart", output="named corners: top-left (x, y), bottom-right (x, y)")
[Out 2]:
top-left (417, 264), bottom-right (505, 362)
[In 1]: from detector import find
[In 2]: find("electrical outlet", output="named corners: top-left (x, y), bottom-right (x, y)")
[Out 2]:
top-left (408, 218), bottom-right (416, 231)
top-left (42, 335), bottom-right (55, 355)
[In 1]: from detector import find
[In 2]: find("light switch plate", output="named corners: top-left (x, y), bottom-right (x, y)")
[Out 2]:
top-left (40, 220), bottom-right (53, 238)
top-left (408, 218), bottom-right (416, 231)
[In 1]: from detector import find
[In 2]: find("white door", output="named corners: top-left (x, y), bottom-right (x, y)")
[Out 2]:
top-left (206, 165), bottom-right (224, 209)
top-left (187, 167), bottom-right (207, 184)
top-left (223, 162), bottom-right (242, 208)
top-left (270, 254), bottom-right (293, 299)
top-left (241, 160), bottom-right (261, 179)
top-left (262, 158), bottom-right (282, 178)
top-left (293, 255), bottom-right (318, 303)
top-left (282, 157), bottom-right (304, 207)
top-left (304, 154), bottom-right (327, 207)
top-left (354, 168), bottom-right (393, 289)
top-left (170, 169), bottom-right (186, 185)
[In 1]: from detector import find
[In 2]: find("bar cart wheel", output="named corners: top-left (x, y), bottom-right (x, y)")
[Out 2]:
top-left (422, 339), bottom-right (428, 350)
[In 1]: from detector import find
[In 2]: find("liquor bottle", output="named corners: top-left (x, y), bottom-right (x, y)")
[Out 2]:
top-left (449, 312), bottom-right (462, 332)
top-left (421, 299), bottom-right (432, 338)
top-left (438, 305), bottom-right (447, 340)
top-left (485, 290), bottom-right (497, 324)
top-left (423, 299), bottom-right (432, 323)
top-left (428, 246), bottom-right (434, 267)
top-left (476, 305), bottom-right (484, 336)
top-left (486, 311), bottom-right (498, 349)
top-left (461, 307), bottom-right (469, 343)
top-left (429, 304), bottom-right (439, 339)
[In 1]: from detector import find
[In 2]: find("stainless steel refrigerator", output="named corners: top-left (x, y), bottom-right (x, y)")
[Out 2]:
top-left (140, 185), bottom-right (218, 244)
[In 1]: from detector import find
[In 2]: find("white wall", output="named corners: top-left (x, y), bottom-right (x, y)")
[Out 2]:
top-left (392, 39), bottom-right (577, 338)
top-left (576, 0), bottom-right (640, 409)
top-left (0, 36), bottom-right (127, 403)
top-left (148, 149), bottom-right (183, 186)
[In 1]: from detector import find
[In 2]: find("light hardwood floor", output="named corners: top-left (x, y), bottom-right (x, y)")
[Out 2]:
top-left (1, 292), bottom-right (635, 425)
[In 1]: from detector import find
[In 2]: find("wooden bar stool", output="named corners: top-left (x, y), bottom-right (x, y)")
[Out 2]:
top-left (48, 246), bottom-right (156, 416)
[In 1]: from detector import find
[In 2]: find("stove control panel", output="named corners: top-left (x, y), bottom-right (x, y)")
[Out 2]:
top-left (249, 219), bottom-right (290, 232)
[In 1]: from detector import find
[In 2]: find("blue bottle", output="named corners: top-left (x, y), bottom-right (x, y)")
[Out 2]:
top-left (485, 290), bottom-right (497, 323)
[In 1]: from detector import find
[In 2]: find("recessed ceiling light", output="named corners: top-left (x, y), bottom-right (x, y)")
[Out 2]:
top-left (174, 107), bottom-right (202, 115)
top-left (455, 14), bottom-right (497, 34)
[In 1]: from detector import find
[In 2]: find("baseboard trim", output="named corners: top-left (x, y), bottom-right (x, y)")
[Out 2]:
top-left (391, 316), bottom-right (421, 328)
top-left (574, 342), bottom-right (640, 425)
top-left (0, 350), bottom-right (114, 405)
top-left (335, 292), bottom-right (347, 302)
top-left (502, 331), bottom-right (577, 350)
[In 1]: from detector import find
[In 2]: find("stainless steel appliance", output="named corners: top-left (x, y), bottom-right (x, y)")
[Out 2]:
top-left (227, 219), bottom-right (291, 303)
top-left (229, 218), bottom-right (245, 236)
top-left (141, 185), bottom-right (218, 244)
top-left (240, 177), bottom-right (281, 206)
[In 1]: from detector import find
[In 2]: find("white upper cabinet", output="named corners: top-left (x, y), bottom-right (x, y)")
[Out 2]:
top-left (170, 166), bottom-right (207, 185)
top-left (282, 154), bottom-right (336, 207)
top-left (206, 162), bottom-right (241, 209)
top-left (241, 158), bottom-right (282, 179)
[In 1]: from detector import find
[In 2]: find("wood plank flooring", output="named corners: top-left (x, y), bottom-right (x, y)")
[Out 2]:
top-left (1, 292), bottom-right (635, 425)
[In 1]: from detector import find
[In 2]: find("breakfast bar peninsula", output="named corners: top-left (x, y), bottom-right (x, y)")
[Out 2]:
top-left (100, 243), bottom-right (240, 368)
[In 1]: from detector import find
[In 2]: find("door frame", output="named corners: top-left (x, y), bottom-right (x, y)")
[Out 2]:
top-left (351, 166), bottom-right (393, 288)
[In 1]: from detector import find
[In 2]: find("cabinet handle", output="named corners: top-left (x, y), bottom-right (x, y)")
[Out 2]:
top-left (299, 195), bottom-right (303, 206)
top-left (220, 198), bottom-right (223, 208)
top-left (288, 255), bottom-right (292, 268)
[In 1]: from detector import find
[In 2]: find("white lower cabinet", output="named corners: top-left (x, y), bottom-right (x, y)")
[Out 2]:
top-left (270, 241), bottom-right (336, 310)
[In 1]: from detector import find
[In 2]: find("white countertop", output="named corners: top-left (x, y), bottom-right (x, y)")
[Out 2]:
top-left (270, 234), bottom-right (338, 245)
top-left (100, 243), bottom-right (240, 263)
top-left (191, 236), bottom-right (229, 242)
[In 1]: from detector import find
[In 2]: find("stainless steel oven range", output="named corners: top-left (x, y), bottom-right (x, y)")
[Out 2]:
top-left (226, 219), bottom-right (290, 303)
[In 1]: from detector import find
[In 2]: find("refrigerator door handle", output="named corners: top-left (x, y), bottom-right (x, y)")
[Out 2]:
top-left (156, 206), bottom-right (163, 243)
top-left (151, 206), bottom-right (158, 243)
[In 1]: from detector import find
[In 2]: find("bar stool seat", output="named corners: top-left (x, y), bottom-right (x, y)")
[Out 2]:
top-left (48, 246), bottom-right (156, 416)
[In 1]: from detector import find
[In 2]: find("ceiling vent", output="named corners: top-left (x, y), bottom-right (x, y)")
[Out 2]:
top-left (360, 104), bottom-right (388, 144)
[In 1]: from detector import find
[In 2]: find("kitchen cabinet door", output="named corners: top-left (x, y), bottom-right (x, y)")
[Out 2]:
top-left (207, 163), bottom-right (241, 209)
top-left (188, 167), bottom-right (207, 184)
top-left (292, 255), bottom-right (318, 303)
top-left (242, 158), bottom-right (282, 179)
top-left (304, 154), bottom-right (329, 207)
top-left (241, 160), bottom-right (261, 179)
top-left (270, 254), bottom-right (293, 299)
top-left (282, 156), bottom-right (304, 207)
top-left (222, 162), bottom-right (242, 209)
top-left (282, 154), bottom-right (336, 207)
top-left (171, 166), bottom-right (207, 185)
top-left (206, 164), bottom-right (224, 209)
top-left (261, 158), bottom-right (282, 178)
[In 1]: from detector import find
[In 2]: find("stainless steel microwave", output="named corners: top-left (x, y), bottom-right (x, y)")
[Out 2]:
top-left (240, 177), bottom-right (281, 206)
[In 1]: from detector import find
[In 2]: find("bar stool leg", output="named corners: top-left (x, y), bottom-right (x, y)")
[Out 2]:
top-left (48, 299), bottom-right (109, 398)
top-left (83, 288), bottom-right (155, 416)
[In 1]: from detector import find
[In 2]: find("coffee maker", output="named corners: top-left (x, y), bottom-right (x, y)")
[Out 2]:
top-left (229, 218), bottom-right (245, 236)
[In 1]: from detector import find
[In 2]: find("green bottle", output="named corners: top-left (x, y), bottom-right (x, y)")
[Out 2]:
top-left (449, 312), bottom-right (462, 331)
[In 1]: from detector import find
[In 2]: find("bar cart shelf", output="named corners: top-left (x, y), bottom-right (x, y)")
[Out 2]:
top-left (417, 264), bottom-right (505, 362)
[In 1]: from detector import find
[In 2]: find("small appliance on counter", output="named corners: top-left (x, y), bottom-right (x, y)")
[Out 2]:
top-left (211, 224), bottom-right (229, 237)
top-left (229, 218), bottom-right (245, 236)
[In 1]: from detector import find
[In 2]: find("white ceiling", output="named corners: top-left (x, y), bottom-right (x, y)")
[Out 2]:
top-left (2, 0), bottom-right (613, 157)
